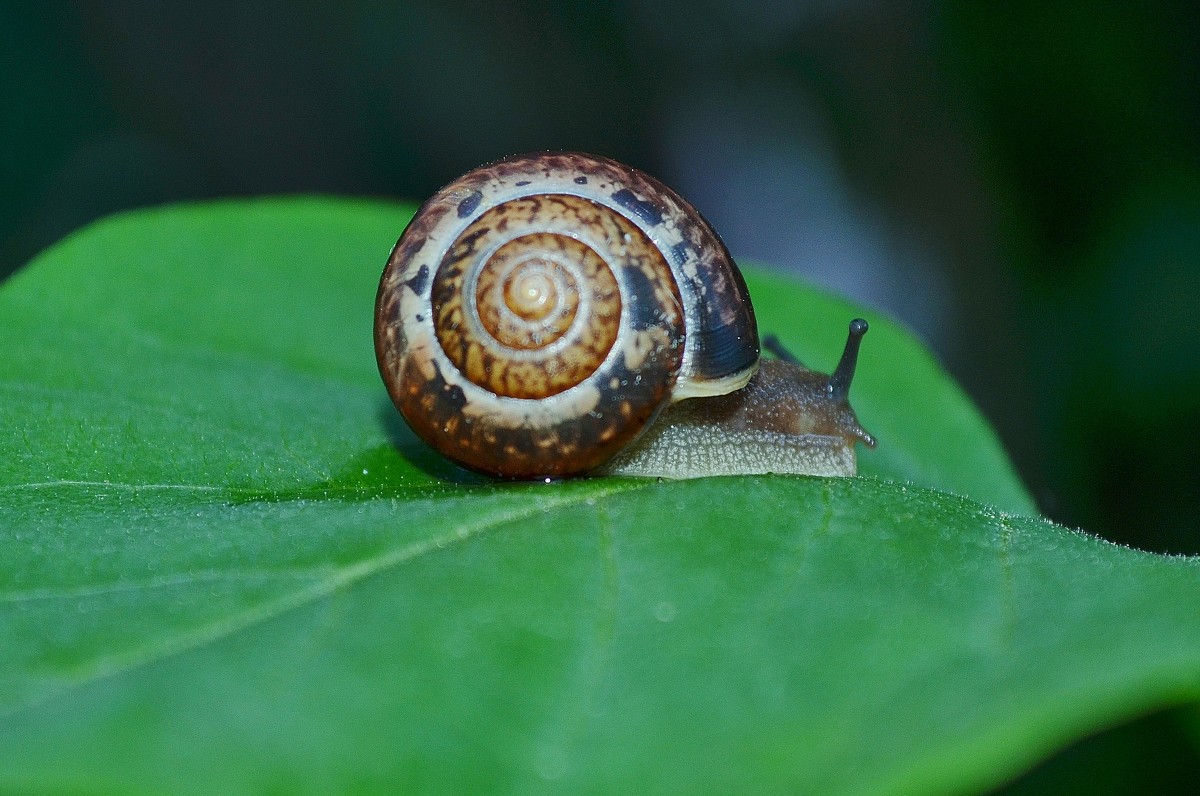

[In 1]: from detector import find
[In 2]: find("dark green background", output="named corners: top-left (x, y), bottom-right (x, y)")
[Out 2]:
top-left (3, 4), bottom-right (1198, 791)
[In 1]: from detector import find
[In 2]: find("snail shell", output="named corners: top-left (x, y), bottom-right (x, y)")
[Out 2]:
top-left (375, 151), bottom-right (875, 479)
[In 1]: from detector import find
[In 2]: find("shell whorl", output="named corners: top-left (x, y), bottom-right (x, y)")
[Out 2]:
top-left (431, 197), bottom-right (630, 400)
top-left (375, 152), bottom-right (760, 478)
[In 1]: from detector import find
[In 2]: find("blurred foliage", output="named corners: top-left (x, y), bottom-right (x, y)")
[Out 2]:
top-left (2, 2), bottom-right (1197, 791)
top-left (939, 2), bottom-right (1200, 555)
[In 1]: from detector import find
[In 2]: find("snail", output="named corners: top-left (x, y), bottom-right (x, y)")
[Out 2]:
top-left (374, 152), bottom-right (876, 480)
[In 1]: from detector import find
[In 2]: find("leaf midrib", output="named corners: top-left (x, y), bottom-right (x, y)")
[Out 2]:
top-left (0, 479), bottom-right (657, 719)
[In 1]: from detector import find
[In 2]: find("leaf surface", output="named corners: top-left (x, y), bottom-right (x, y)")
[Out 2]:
top-left (1, 198), bottom-right (1196, 794)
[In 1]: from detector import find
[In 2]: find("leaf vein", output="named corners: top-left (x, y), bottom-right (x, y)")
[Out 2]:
top-left (1, 481), bottom-right (655, 717)
top-left (0, 568), bottom-right (332, 603)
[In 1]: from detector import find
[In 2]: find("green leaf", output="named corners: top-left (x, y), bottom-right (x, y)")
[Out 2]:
top-left (1, 198), bottom-right (1197, 794)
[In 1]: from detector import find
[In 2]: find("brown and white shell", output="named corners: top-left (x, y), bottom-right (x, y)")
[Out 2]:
top-left (374, 152), bottom-right (760, 478)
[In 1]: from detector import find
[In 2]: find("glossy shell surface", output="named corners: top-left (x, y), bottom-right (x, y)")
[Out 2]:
top-left (375, 152), bottom-right (759, 477)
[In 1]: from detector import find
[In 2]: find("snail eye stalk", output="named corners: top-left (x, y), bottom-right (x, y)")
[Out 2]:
top-left (829, 318), bottom-right (868, 403)
top-left (762, 334), bottom-right (805, 367)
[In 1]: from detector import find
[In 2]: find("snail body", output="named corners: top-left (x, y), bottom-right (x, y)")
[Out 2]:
top-left (375, 152), bottom-right (875, 479)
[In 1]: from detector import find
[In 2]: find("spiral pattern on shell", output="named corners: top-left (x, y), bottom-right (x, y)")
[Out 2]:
top-left (375, 152), bottom-right (759, 478)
